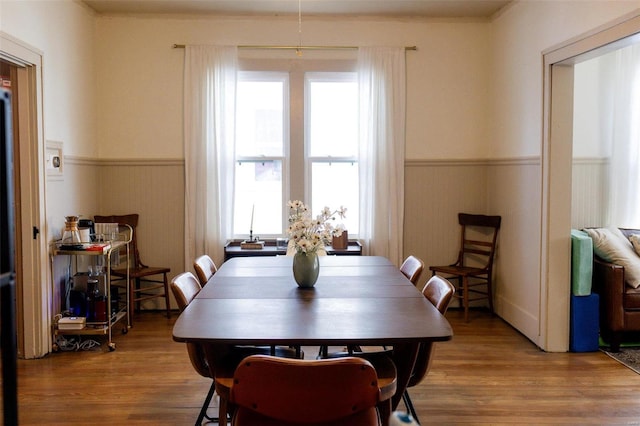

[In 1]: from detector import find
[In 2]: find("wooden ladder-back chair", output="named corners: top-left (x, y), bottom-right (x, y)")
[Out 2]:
top-left (94, 214), bottom-right (171, 324)
top-left (229, 355), bottom-right (395, 426)
top-left (193, 254), bottom-right (217, 286)
top-left (402, 275), bottom-right (455, 424)
top-left (428, 212), bottom-right (501, 322)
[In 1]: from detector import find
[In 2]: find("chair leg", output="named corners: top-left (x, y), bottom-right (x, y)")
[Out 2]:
top-left (486, 277), bottom-right (494, 314)
top-left (218, 395), bottom-right (229, 426)
top-left (378, 398), bottom-right (391, 426)
top-left (195, 381), bottom-right (218, 425)
top-left (402, 390), bottom-right (420, 425)
top-left (462, 276), bottom-right (470, 322)
top-left (318, 345), bottom-right (329, 359)
top-left (128, 277), bottom-right (135, 327)
top-left (162, 272), bottom-right (171, 318)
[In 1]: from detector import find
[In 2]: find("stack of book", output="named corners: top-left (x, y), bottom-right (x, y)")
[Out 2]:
top-left (58, 316), bottom-right (86, 331)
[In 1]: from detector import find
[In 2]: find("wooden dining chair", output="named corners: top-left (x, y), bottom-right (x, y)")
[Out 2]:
top-left (171, 272), bottom-right (304, 426)
top-left (95, 214), bottom-right (171, 324)
top-left (193, 254), bottom-right (217, 286)
top-left (401, 274), bottom-right (455, 424)
top-left (170, 272), bottom-right (220, 425)
top-left (429, 212), bottom-right (501, 322)
top-left (229, 355), bottom-right (395, 426)
top-left (400, 255), bottom-right (425, 286)
top-left (319, 255), bottom-right (424, 358)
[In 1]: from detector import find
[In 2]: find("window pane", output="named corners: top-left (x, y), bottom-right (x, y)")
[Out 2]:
top-left (236, 80), bottom-right (284, 157)
top-left (234, 161), bottom-right (283, 235)
top-left (308, 79), bottom-right (358, 157)
top-left (311, 162), bottom-right (359, 234)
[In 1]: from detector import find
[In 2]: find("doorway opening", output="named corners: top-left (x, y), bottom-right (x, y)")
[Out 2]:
top-left (1, 34), bottom-right (50, 359)
top-left (541, 12), bottom-right (640, 351)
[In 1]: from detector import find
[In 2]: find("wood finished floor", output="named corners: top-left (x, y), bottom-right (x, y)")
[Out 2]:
top-left (11, 309), bottom-right (640, 425)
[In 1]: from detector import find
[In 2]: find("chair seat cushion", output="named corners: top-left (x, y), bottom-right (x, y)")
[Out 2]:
top-left (624, 286), bottom-right (640, 310)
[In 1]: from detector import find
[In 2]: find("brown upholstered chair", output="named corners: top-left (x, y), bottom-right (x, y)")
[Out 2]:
top-left (170, 272), bottom-right (220, 424)
top-left (229, 355), bottom-right (395, 426)
top-left (401, 275), bottom-right (455, 423)
top-left (320, 255), bottom-right (424, 358)
top-left (95, 214), bottom-right (171, 324)
top-left (193, 254), bottom-right (217, 286)
top-left (171, 272), bottom-right (303, 426)
top-left (429, 213), bottom-right (501, 322)
top-left (400, 255), bottom-right (425, 286)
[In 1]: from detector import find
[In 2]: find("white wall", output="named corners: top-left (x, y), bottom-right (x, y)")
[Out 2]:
top-left (4, 0), bottom-right (640, 355)
top-left (1, 0), bottom-right (99, 239)
top-left (490, 1), bottom-right (639, 158)
top-left (490, 1), bottom-right (640, 349)
top-left (573, 55), bottom-right (614, 159)
top-left (94, 16), bottom-right (492, 160)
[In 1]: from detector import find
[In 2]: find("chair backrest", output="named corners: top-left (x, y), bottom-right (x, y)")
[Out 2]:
top-left (408, 275), bottom-right (455, 388)
top-left (456, 213), bottom-right (501, 271)
top-left (400, 255), bottom-right (425, 285)
top-left (170, 272), bottom-right (210, 378)
top-left (193, 254), bottom-right (217, 286)
top-left (230, 355), bottom-right (381, 425)
top-left (170, 271), bottom-right (202, 311)
top-left (94, 214), bottom-right (145, 269)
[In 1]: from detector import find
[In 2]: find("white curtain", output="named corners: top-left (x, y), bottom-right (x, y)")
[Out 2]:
top-left (608, 44), bottom-right (640, 228)
top-left (183, 45), bottom-right (238, 269)
top-left (357, 47), bottom-right (406, 266)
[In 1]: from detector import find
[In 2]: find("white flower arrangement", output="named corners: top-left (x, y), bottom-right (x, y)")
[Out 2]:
top-left (286, 200), bottom-right (346, 254)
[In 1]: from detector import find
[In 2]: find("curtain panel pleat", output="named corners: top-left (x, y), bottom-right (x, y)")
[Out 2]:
top-left (183, 46), bottom-right (238, 269)
top-left (607, 44), bottom-right (640, 228)
top-left (357, 47), bottom-right (406, 266)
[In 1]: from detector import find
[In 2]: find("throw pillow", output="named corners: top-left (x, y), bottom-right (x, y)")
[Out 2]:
top-left (630, 234), bottom-right (640, 257)
top-left (584, 227), bottom-right (640, 288)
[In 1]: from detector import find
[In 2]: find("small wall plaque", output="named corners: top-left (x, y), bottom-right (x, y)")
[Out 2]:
top-left (46, 140), bottom-right (63, 180)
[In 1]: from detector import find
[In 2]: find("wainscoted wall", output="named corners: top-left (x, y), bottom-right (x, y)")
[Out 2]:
top-left (53, 158), bottom-right (185, 313)
top-left (405, 157), bottom-right (543, 343)
top-left (486, 158), bottom-right (541, 341)
top-left (571, 158), bottom-right (608, 229)
top-left (404, 160), bottom-right (489, 269)
top-left (48, 158), bottom-right (102, 318)
top-left (58, 157), bottom-right (545, 326)
top-left (96, 159), bottom-right (185, 311)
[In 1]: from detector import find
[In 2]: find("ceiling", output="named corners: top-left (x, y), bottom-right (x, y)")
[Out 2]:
top-left (81, 0), bottom-right (512, 19)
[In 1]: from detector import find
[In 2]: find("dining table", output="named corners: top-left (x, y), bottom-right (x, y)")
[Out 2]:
top-left (172, 255), bottom-right (453, 423)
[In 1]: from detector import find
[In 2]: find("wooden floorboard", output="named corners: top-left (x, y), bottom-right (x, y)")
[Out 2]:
top-left (10, 309), bottom-right (640, 425)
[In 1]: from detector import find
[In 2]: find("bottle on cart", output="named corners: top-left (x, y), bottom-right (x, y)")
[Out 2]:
top-left (94, 261), bottom-right (107, 322)
top-left (86, 277), bottom-right (99, 322)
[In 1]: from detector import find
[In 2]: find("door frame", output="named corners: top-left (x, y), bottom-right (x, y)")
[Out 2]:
top-left (0, 32), bottom-right (50, 358)
top-left (541, 11), bottom-right (640, 351)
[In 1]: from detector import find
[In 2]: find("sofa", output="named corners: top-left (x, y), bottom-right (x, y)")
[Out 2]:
top-left (586, 227), bottom-right (640, 352)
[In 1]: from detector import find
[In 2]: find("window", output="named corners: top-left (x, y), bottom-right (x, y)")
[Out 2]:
top-left (233, 63), bottom-right (358, 238)
top-left (233, 72), bottom-right (287, 236)
top-left (306, 73), bottom-right (359, 234)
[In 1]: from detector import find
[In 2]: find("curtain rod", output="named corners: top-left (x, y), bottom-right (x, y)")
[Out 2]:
top-left (172, 44), bottom-right (417, 51)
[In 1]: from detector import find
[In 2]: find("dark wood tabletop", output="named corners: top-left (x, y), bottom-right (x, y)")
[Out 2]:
top-left (172, 255), bottom-right (453, 410)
